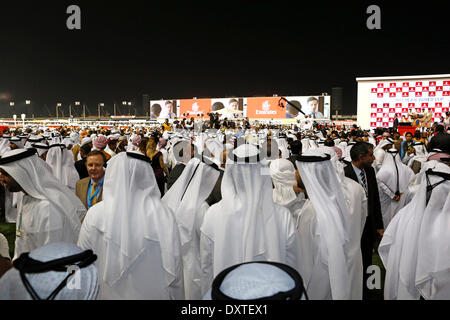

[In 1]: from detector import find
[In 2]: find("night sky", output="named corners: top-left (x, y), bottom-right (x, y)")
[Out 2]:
top-left (0, 1), bottom-right (449, 117)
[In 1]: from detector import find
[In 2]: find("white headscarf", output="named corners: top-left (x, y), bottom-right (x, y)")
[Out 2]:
top-left (201, 144), bottom-right (289, 277)
top-left (162, 157), bottom-right (220, 299)
top-left (377, 149), bottom-right (415, 195)
top-left (45, 145), bottom-right (79, 191)
top-left (0, 242), bottom-right (99, 300)
top-left (270, 159), bottom-right (297, 206)
top-left (379, 162), bottom-right (450, 300)
top-left (90, 152), bottom-right (181, 287)
top-left (296, 151), bottom-right (351, 299)
top-left (0, 138), bottom-right (11, 156)
top-left (0, 149), bottom-right (85, 234)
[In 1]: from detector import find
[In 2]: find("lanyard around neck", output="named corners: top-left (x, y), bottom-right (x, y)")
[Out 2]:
top-left (88, 182), bottom-right (102, 208)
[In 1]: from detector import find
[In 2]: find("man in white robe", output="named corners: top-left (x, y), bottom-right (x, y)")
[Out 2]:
top-left (317, 146), bottom-right (367, 300)
top-left (78, 151), bottom-right (184, 300)
top-left (295, 152), bottom-right (354, 300)
top-left (162, 157), bottom-right (220, 300)
top-left (373, 137), bottom-right (395, 173)
top-left (376, 149), bottom-right (415, 228)
top-left (379, 162), bottom-right (450, 299)
top-left (45, 144), bottom-right (79, 192)
top-left (0, 242), bottom-right (99, 300)
top-left (199, 144), bottom-right (302, 297)
top-left (0, 149), bottom-right (85, 260)
top-left (269, 159), bottom-right (306, 221)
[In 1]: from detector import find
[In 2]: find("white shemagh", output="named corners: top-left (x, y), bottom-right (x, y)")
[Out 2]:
top-left (87, 152), bottom-right (183, 294)
top-left (269, 159), bottom-right (297, 206)
top-left (162, 157), bottom-right (220, 300)
top-left (0, 138), bottom-right (11, 156)
top-left (379, 162), bottom-right (450, 300)
top-left (219, 263), bottom-right (297, 300)
top-left (204, 138), bottom-right (224, 167)
top-left (295, 151), bottom-right (352, 300)
top-left (276, 138), bottom-right (290, 159)
top-left (0, 242), bottom-right (99, 300)
top-left (45, 145), bottom-right (79, 192)
top-left (377, 149), bottom-right (414, 195)
top-left (0, 150), bottom-right (85, 258)
top-left (201, 144), bottom-right (301, 282)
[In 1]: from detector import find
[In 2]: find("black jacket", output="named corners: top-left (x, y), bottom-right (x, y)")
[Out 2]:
top-left (75, 158), bottom-right (89, 180)
top-left (428, 132), bottom-right (450, 154)
top-left (344, 164), bottom-right (384, 241)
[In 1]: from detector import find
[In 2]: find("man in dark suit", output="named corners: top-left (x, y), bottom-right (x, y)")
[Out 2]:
top-left (344, 142), bottom-right (384, 299)
top-left (393, 114), bottom-right (399, 132)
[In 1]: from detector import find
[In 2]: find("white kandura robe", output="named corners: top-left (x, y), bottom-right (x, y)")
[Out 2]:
top-left (0, 151), bottom-right (85, 260)
top-left (379, 163), bottom-right (450, 299)
top-left (77, 152), bottom-right (184, 300)
top-left (376, 152), bottom-right (415, 229)
top-left (162, 157), bottom-right (220, 300)
top-left (199, 148), bottom-right (302, 297)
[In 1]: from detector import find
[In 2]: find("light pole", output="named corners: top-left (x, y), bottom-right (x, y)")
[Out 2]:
top-left (21, 114), bottom-right (26, 128)
top-left (56, 103), bottom-right (62, 119)
top-left (98, 103), bottom-right (104, 119)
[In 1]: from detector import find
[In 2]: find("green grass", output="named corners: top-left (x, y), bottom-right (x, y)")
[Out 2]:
top-left (0, 223), bottom-right (16, 259)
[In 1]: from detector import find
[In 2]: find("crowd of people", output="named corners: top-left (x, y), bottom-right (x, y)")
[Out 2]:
top-left (0, 117), bottom-right (449, 300)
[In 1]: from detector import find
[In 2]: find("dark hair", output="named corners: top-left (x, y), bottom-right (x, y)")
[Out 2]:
top-left (307, 97), bottom-right (318, 103)
top-left (286, 100), bottom-right (301, 115)
top-left (151, 104), bottom-right (162, 117)
top-left (350, 142), bottom-right (373, 162)
top-left (405, 132), bottom-right (413, 137)
top-left (414, 130), bottom-right (421, 139)
top-left (80, 143), bottom-right (92, 157)
top-left (435, 124), bottom-right (445, 133)
top-left (86, 150), bottom-right (106, 164)
top-left (324, 139), bottom-right (334, 147)
top-left (212, 102), bottom-right (225, 111)
top-left (290, 140), bottom-right (302, 155)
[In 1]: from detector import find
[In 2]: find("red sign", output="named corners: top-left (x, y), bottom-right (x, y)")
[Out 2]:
top-left (444, 81), bottom-right (450, 86)
top-left (408, 103), bottom-right (415, 107)
top-left (383, 103), bottom-right (390, 107)
top-left (402, 92), bottom-right (409, 97)
top-left (390, 83), bottom-right (396, 87)
top-left (422, 103), bottom-right (429, 107)
top-left (384, 88), bottom-right (390, 93)
top-left (377, 83), bottom-right (384, 88)
top-left (377, 93), bottom-right (384, 98)
top-left (396, 87), bottom-right (403, 92)
top-left (370, 122), bottom-right (377, 127)
top-left (371, 113), bottom-right (377, 117)
top-left (395, 103), bottom-right (402, 107)
top-left (377, 108), bottom-right (383, 113)
top-left (415, 92), bottom-right (422, 97)
top-left (402, 108), bottom-right (408, 113)
top-left (389, 108), bottom-right (395, 113)
top-left (371, 88), bottom-right (378, 93)
top-left (443, 91), bottom-right (450, 96)
top-left (422, 87), bottom-right (429, 92)
top-left (403, 82), bottom-right (409, 87)
top-left (436, 102), bottom-right (443, 107)
top-left (415, 108), bottom-right (422, 113)
top-left (416, 82), bottom-right (422, 87)
top-left (371, 103), bottom-right (377, 108)
top-left (429, 81), bottom-right (436, 86)
top-left (382, 122), bottom-right (389, 127)
top-left (436, 86), bottom-right (443, 91)
top-left (429, 91), bottom-right (436, 97)
top-left (377, 118), bottom-right (383, 122)
top-left (389, 93), bottom-right (396, 97)
top-left (409, 87), bottom-right (416, 92)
